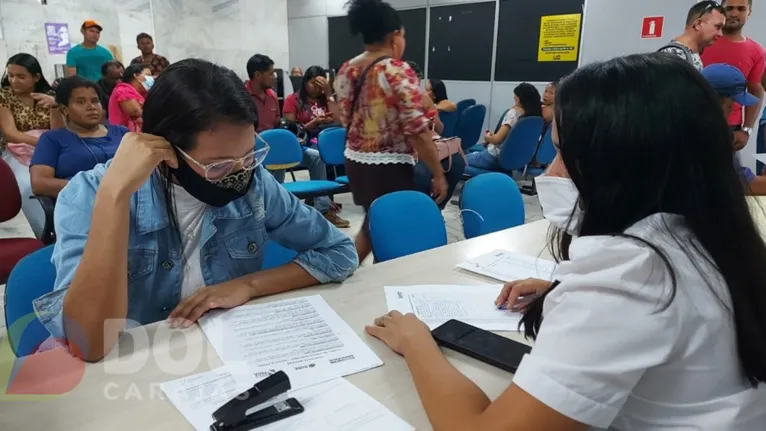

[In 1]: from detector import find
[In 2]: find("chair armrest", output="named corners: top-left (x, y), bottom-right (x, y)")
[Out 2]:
top-left (30, 195), bottom-right (56, 245)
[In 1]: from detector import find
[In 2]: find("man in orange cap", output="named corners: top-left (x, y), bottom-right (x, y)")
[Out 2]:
top-left (65, 20), bottom-right (113, 81)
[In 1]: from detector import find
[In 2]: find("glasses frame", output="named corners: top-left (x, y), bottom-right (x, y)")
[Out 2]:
top-left (176, 134), bottom-right (271, 182)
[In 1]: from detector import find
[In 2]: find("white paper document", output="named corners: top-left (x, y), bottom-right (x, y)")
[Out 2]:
top-left (385, 285), bottom-right (522, 331)
top-left (456, 249), bottom-right (557, 282)
top-left (199, 295), bottom-right (383, 390)
top-left (162, 368), bottom-right (415, 431)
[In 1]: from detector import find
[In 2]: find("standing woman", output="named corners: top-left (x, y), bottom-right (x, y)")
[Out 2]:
top-left (0, 53), bottom-right (63, 237)
top-left (108, 63), bottom-right (152, 132)
top-left (283, 65), bottom-right (340, 140)
top-left (365, 54), bottom-right (766, 430)
top-left (335, 0), bottom-right (447, 262)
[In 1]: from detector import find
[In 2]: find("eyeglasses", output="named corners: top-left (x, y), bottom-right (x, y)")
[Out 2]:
top-left (176, 133), bottom-right (271, 182)
top-left (698, 1), bottom-right (721, 19)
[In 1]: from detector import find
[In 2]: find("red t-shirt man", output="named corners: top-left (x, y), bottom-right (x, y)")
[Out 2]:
top-left (246, 81), bottom-right (280, 132)
top-left (702, 37), bottom-right (765, 126)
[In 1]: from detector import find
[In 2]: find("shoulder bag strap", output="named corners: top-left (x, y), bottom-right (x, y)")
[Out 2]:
top-left (348, 56), bottom-right (391, 126)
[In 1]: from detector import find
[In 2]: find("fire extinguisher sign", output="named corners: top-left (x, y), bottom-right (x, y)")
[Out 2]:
top-left (641, 16), bottom-right (664, 39)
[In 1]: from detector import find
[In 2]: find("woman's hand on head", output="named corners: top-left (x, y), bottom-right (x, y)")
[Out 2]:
top-left (101, 132), bottom-right (178, 199)
top-left (315, 76), bottom-right (332, 96)
top-left (495, 278), bottom-right (552, 311)
top-left (168, 280), bottom-right (255, 328)
top-left (365, 311), bottom-right (433, 355)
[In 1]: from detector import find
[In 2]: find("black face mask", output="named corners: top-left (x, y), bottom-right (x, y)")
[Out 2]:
top-left (171, 157), bottom-right (254, 207)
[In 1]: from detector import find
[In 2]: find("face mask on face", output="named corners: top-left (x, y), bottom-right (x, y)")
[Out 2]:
top-left (535, 176), bottom-right (582, 235)
top-left (171, 156), bottom-right (254, 207)
top-left (142, 75), bottom-right (155, 91)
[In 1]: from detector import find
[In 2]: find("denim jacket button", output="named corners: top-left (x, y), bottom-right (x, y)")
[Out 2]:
top-left (161, 260), bottom-right (173, 270)
top-left (248, 242), bottom-right (257, 253)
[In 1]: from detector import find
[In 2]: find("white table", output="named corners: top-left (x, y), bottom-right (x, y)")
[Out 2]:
top-left (0, 219), bottom-right (551, 431)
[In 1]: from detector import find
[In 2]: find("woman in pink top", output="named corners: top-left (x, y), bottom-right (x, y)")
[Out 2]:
top-left (108, 63), bottom-right (153, 132)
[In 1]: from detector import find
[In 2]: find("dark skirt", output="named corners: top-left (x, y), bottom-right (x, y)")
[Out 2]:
top-left (345, 160), bottom-right (416, 236)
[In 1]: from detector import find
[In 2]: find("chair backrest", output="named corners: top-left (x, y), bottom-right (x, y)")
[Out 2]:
top-left (456, 99), bottom-right (476, 115)
top-left (535, 126), bottom-right (556, 165)
top-left (262, 241), bottom-right (298, 270)
top-left (498, 116), bottom-right (545, 171)
top-left (317, 127), bottom-right (346, 166)
top-left (0, 157), bottom-right (21, 223)
top-left (368, 191), bottom-right (448, 262)
top-left (4, 245), bottom-right (56, 357)
top-left (439, 110), bottom-right (459, 138)
top-left (259, 129), bottom-right (303, 171)
top-left (455, 104), bottom-right (487, 151)
top-left (494, 108), bottom-right (511, 133)
top-left (460, 173), bottom-right (525, 239)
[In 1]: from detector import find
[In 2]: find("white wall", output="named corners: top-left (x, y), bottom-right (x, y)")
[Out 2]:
top-left (0, 0), bottom-right (290, 81)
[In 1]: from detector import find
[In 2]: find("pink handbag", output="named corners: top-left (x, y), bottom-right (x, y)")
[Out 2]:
top-left (434, 136), bottom-right (466, 172)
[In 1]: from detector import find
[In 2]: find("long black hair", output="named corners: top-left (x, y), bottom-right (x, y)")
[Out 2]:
top-left (428, 79), bottom-right (449, 104)
top-left (298, 65), bottom-right (328, 111)
top-left (1, 53), bottom-right (51, 93)
top-left (347, 0), bottom-right (401, 44)
top-left (142, 59), bottom-right (258, 237)
top-left (514, 83), bottom-right (542, 118)
top-left (520, 53), bottom-right (766, 386)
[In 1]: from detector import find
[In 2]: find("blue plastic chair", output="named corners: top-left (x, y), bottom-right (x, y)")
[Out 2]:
top-left (455, 104), bottom-right (487, 151)
top-left (259, 129), bottom-right (344, 199)
top-left (439, 110), bottom-right (459, 138)
top-left (4, 245), bottom-right (56, 357)
top-left (525, 127), bottom-right (556, 177)
top-left (464, 116), bottom-right (544, 178)
top-left (460, 173), bottom-right (525, 239)
top-left (317, 127), bottom-right (349, 185)
top-left (262, 241), bottom-right (298, 270)
top-left (453, 99), bottom-right (476, 134)
top-left (368, 191), bottom-right (448, 262)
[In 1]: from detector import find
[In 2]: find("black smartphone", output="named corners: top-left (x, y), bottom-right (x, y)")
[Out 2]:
top-left (431, 319), bottom-right (532, 373)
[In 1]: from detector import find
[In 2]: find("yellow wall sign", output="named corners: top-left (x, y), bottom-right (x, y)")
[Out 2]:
top-left (538, 13), bottom-right (582, 62)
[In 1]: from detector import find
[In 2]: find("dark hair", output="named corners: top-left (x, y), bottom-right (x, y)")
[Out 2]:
top-left (1, 53), bottom-right (51, 93)
top-left (122, 63), bottom-right (148, 83)
top-left (347, 0), bottom-right (402, 44)
top-left (136, 32), bottom-right (153, 43)
top-left (513, 83), bottom-right (542, 118)
top-left (54, 76), bottom-right (101, 106)
top-left (142, 59), bottom-right (258, 235)
top-left (722, 0), bottom-right (753, 7)
top-left (687, 1), bottom-right (726, 26)
top-left (246, 54), bottom-right (274, 79)
top-left (101, 60), bottom-right (124, 76)
top-left (407, 61), bottom-right (423, 80)
top-left (520, 53), bottom-right (766, 387)
top-left (428, 79), bottom-right (449, 103)
top-left (298, 65), bottom-right (328, 110)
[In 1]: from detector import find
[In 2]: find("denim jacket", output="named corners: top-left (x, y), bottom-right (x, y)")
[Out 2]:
top-left (32, 163), bottom-right (358, 341)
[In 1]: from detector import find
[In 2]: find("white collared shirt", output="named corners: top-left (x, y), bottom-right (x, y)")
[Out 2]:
top-left (513, 213), bottom-right (766, 430)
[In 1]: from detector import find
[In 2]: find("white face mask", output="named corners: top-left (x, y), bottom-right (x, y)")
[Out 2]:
top-left (535, 176), bottom-right (582, 235)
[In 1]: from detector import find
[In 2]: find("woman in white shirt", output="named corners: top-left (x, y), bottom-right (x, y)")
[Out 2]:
top-left (365, 53), bottom-right (766, 430)
top-left (466, 83), bottom-right (542, 171)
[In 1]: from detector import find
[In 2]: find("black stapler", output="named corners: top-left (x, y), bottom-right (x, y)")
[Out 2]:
top-left (209, 371), bottom-right (304, 431)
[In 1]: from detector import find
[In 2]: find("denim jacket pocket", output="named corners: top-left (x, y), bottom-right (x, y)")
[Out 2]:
top-left (223, 227), bottom-right (267, 275)
top-left (127, 248), bottom-right (157, 281)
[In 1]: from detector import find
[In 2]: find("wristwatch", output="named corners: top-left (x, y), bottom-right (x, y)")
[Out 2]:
top-left (742, 127), bottom-right (754, 136)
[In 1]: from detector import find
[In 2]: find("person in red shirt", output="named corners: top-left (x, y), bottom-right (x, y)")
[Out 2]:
top-left (283, 65), bottom-right (340, 139)
top-left (245, 54), bottom-right (280, 133)
top-left (701, 0), bottom-right (765, 151)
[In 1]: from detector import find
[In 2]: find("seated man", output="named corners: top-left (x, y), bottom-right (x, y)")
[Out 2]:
top-left (32, 59), bottom-right (358, 362)
top-left (702, 64), bottom-right (766, 195)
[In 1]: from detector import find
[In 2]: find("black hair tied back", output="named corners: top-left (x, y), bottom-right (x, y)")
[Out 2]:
top-left (346, 0), bottom-right (401, 45)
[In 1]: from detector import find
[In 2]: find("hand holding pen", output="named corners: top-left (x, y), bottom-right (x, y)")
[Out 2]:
top-left (494, 278), bottom-right (553, 312)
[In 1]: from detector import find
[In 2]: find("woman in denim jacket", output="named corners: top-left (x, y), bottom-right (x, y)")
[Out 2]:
top-left (33, 59), bottom-right (358, 361)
